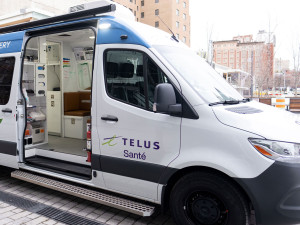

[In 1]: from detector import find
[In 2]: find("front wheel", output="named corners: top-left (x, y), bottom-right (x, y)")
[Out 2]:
top-left (170, 171), bottom-right (250, 225)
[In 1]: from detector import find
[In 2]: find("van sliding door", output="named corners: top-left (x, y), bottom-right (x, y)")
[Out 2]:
top-left (0, 31), bottom-right (25, 168)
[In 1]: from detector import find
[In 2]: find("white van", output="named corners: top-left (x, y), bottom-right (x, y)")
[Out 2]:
top-left (0, 1), bottom-right (299, 225)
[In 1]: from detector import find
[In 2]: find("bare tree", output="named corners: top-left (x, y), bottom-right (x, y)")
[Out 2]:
top-left (291, 40), bottom-right (300, 95)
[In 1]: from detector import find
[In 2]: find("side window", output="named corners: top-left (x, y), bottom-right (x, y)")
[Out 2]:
top-left (0, 57), bottom-right (15, 105)
top-left (146, 59), bottom-right (169, 111)
top-left (104, 50), bottom-right (146, 109)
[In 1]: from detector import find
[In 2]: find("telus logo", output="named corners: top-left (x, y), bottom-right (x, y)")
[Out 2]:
top-left (102, 135), bottom-right (122, 146)
top-left (102, 135), bottom-right (160, 150)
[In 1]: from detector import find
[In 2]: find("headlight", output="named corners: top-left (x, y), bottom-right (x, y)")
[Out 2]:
top-left (249, 138), bottom-right (300, 162)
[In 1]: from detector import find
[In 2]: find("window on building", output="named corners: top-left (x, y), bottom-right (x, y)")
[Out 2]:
top-left (155, 9), bottom-right (159, 15)
top-left (183, 25), bottom-right (186, 31)
top-left (183, 13), bottom-right (186, 20)
top-left (137, 6), bottom-right (139, 11)
top-left (0, 57), bottom-right (15, 105)
top-left (176, 0), bottom-right (179, 3)
top-left (130, 0), bottom-right (132, 2)
top-left (155, 0), bottom-right (159, 3)
top-left (155, 21), bottom-right (159, 27)
top-left (176, 9), bottom-right (179, 16)
top-left (141, 0), bottom-right (144, 6)
top-left (134, 11), bottom-right (136, 16)
top-left (183, 2), bottom-right (186, 8)
top-left (141, 12), bottom-right (144, 18)
top-left (137, 18), bottom-right (139, 21)
top-left (176, 21), bottom-right (179, 28)
top-left (183, 37), bottom-right (186, 43)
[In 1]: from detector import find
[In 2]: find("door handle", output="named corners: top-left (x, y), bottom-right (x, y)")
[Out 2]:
top-left (2, 108), bottom-right (12, 113)
top-left (101, 115), bottom-right (118, 122)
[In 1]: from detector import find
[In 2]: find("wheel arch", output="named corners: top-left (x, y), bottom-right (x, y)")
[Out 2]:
top-left (161, 166), bottom-right (253, 214)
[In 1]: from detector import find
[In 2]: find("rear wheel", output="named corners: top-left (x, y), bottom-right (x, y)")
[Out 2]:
top-left (169, 171), bottom-right (250, 225)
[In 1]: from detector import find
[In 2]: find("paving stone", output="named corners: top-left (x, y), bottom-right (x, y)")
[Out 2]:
top-left (0, 217), bottom-right (13, 225)
top-left (10, 211), bottom-right (31, 220)
top-left (7, 217), bottom-right (32, 225)
top-left (42, 220), bottom-right (57, 225)
top-left (25, 216), bottom-right (48, 225)
top-left (106, 218), bottom-right (122, 225)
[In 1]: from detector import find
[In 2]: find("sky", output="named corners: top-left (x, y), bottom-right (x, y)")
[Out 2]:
top-left (189, 0), bottom-right (300, 67)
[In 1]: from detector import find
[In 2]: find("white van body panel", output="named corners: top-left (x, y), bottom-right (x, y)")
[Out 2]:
top-left (102, 172), bottom-right (159, 202)
top-left (95, 44), bottom-right (181, 200)
top-left (168, 104), bottom-right (274, 179)
top-left (0, 52), bottom-right (21, 168)
top-left (213, 101), bottom-right (300, 143)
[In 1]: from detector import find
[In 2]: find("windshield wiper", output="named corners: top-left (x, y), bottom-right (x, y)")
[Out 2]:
top-left (209, 100), bottom-right (240, 106)
top-left (209, 98), bottom-right (251, 106)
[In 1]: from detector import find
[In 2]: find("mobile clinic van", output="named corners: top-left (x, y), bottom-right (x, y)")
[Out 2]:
top-left (0, 1), bottom-right (300, 225)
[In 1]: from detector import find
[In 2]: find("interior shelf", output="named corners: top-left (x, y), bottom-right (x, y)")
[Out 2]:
top-left (26, 48), bottom-right (38, 51)
top-left (24, 62), bottom-right (37, 65)
top-left (47, 62), bottom-right (60, 66)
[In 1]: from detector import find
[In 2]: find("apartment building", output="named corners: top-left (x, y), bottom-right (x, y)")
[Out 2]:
top-left (112, 0), bottom-right (190, 46)
top-left (213, 34), bottom-right (274, 82)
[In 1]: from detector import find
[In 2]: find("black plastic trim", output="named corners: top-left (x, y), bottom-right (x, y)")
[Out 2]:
top-left (92, 154), bottom-right (177, 184)
top-left (26, 156), bottom-right (91, 180)
top-left (26, 21), bottom-right (98, 37)
top-left (0, 140), bottom-right (17, 156)
top-left (91, 154), bottom-right (101, 171)
top-left (235, 161), bottom-right (300, 225)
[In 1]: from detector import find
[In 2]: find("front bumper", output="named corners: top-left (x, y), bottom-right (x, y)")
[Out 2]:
top-left (236, 161), bottom-right (300, 225)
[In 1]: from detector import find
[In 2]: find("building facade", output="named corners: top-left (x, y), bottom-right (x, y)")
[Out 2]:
top-left (0, 0), bottom-right (190, 46)
top-left (213, 34), bottom-right (274, 90)
top-left (112, 0), bottom-right (190, 46)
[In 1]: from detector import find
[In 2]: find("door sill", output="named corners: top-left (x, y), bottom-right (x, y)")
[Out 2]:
top-left (25, 156), bottom-right (91, 180)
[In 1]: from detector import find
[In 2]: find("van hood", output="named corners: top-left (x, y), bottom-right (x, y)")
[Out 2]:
top-left (212, 101), bottom-right (300, 143)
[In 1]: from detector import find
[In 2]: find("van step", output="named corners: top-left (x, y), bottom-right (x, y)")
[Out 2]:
top-left (11, 170), bottom-right (155, 217)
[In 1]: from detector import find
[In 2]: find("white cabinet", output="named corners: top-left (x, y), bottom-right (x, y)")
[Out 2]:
top-left (47, 91), bottom-right (61, 134)
top-left (64, 116), bottom-right (89, 139)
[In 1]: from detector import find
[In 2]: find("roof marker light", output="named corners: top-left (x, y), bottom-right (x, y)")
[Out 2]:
top-left (99, 23), bottom-right (111, 30)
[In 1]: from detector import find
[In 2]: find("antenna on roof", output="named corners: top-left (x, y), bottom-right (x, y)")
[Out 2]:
top-left (156, 15), bottom-right (179, 42)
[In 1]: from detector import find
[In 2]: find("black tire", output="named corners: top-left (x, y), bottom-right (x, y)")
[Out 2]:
top-left (170, 171), bottom-right (250, 225)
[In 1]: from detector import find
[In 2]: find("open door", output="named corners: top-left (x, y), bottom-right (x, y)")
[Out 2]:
top-left (0, 32), bottom-right (25, 168)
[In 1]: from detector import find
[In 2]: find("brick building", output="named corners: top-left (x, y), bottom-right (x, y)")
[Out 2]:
top-left (112, 0), bottom-right (190, 46)
top-left (213, 34), bottom-right (274, 90)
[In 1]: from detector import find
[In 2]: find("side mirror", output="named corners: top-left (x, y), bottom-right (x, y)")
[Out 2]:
top-left (153, 83), bottom-right (182, 116)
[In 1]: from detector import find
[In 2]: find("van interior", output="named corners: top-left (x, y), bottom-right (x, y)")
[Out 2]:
top-left (22, 28), bottom-right (95, 180)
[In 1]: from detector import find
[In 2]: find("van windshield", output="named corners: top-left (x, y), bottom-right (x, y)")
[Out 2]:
top-left (154, 46), bottom-right (243, 104)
